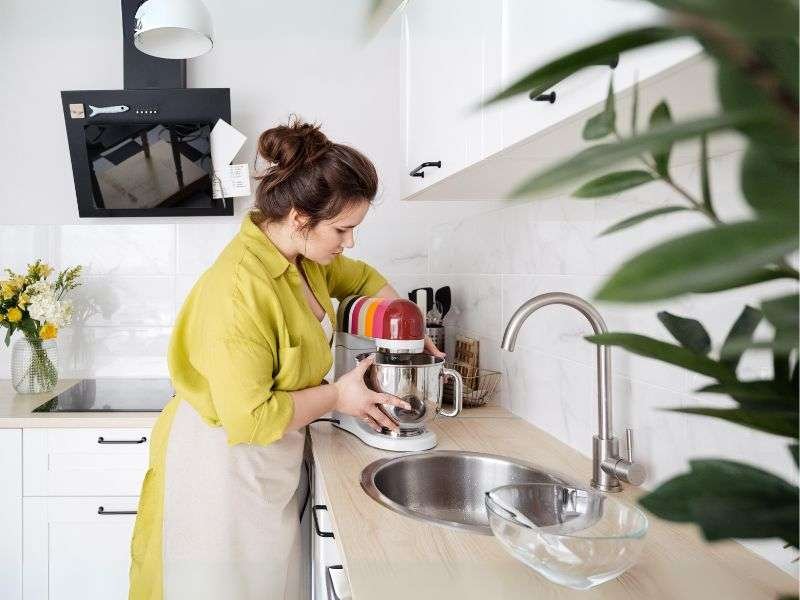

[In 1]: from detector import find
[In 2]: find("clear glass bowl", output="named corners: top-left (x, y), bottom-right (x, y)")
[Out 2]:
top-left (485, 483), bottom-right (648, 590)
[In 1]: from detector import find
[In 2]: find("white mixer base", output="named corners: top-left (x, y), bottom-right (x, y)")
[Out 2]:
top-left (331, 413), bottom-right (438, 452)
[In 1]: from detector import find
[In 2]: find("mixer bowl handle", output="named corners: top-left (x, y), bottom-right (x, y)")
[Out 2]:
top-left (438, 367), bottom-right (463, 417)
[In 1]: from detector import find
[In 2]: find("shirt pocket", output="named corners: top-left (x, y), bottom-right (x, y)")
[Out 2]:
top-left (275, 344), bottom-right (304, 391)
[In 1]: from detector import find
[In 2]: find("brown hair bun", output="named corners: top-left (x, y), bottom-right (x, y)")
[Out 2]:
top-left (254, 114), bottom-right (378, 232)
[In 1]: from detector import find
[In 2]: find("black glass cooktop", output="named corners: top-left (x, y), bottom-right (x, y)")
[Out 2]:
top-left (32, 379), bottom-right (174, 413)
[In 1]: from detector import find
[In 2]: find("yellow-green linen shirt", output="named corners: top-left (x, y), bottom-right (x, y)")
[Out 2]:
top-left (129, 211), bottom-right (387, 600)
top-left (170, 210), bottom-right (388, 445)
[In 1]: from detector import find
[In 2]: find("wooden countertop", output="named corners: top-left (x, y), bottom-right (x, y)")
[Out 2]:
top-left (0, 380), bottom-right (160, 428)
top-left (310, 405), bottom-right (797, 600)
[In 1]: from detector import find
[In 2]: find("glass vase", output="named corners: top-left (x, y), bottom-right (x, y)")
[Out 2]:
top-left (11, 336), bottom-right (59, 394)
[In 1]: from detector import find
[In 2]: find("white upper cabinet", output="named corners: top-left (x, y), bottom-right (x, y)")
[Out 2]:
top-left (400, 0), bottom-right (701, 200)
top-left (402, 0), bottom-right (503, 196)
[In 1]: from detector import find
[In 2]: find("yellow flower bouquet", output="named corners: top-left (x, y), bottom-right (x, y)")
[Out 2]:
top-left (1, 260), bottom-right (82, 393)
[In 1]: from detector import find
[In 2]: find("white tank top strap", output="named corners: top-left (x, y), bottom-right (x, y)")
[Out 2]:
top-left (319, 312), bottom-right (333, 345)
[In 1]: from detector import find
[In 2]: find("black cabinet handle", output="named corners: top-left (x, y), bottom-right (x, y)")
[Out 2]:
top-left (530, 91), bottom-right (557, 103)
top-left (97, 436), bottom-right (147, 444)
top-left (409, 161), bottom-right (442, 178)
top-left (312, 504), bottom-right (335, 538)
top-left (325, 565), bottom-right (345, 600)
top-left (98, 506), bottom-right (137, 515)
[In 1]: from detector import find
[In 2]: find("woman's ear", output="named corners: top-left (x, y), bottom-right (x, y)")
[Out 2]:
top-left (288, 208), bottom-right (310, 234)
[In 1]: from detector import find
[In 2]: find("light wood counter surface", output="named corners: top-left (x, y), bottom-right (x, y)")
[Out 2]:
top-left (0, 379), bottom-right (160, 428)
top-left (310, 406), bottom-right (797, 600)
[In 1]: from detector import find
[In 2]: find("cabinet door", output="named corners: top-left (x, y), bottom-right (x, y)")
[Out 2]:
top-left (501, 0), bottom-right (700, 147)
top-left (23, 497), bottom-right (139, 600)
top-left (403, 0), bottom-right (502, 195)
top-left (0, 430), bottom-right (22, 600)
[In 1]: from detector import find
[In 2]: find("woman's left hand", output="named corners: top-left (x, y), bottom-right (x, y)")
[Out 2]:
top-left (424, 335), bottom-right (445, 358)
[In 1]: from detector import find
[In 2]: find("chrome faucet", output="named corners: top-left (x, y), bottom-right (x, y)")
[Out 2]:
top-left (500, 292), bottom-right (646, 492)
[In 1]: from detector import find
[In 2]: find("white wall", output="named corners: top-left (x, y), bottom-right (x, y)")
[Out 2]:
top-left (0, 0), bottom-right (493, 376)
top-left (0, 0), bottom-right (796, 578)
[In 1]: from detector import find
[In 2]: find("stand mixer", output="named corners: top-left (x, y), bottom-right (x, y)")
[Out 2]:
top-left (331, 295), bottom-right (463, 452)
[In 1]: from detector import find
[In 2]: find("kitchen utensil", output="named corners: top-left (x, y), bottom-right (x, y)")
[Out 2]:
top-left (434, 286), bottom-right (451, 319)
top-left (485, 483), bottom-right (648, 590)
top-left (408, 287), bottom-right (433, 316)
top-left (356, 351), bottom-right (462, 432)
top-left (425, 324), bottom-right (445, 354)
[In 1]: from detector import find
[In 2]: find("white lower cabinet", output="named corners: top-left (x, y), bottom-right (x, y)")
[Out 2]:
top-left (15, 427), bottom-right (150, 600)
top-left (0, 429), bottom-right (22, 600)
top-left (311, 456), bottom-right (351, 600)
top-left (23, 497), bottom-right (139, 600)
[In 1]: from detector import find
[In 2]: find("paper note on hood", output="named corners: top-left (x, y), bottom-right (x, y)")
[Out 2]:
top-left (212, 163), bottom-right (251, 199)
top-left (210, 118), bottom-right (247, 170)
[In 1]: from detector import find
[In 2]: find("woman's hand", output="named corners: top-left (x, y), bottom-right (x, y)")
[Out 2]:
top-left (424, 335), bottom-right (445, 358)
top-left (333, 354), bottom-right (411, 432)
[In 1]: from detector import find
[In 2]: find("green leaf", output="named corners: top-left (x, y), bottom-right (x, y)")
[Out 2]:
top-left (585, 332), bottom-right (734, 381)
top-left (630, 77), bottom-right (639, 136)
top-left (638, 459), bottom-right (799, 547)
top-left (484, 27), bottom-right (687, 107)
top-left (697, 380), bottom-right (797, 406)
top-left (720, 306), bottom-right (762, 372)
top-left (717, 63), bottom-right (797, 159)
top-left (670, 407), bottom-right (798, 438)
top-left (741, 144), bottom-right (799, 219)
top-left (698, 135), bottom-right (716, 219)
top-left (761, 294), bottom-right (799, 331)
top-left (646, 0), bottom-right (799, 39)
top-left (657, 311), bottom-right (712, 355)
top-left (3, 327), bottom-right (11, 347)
top-left (511, 111), bottom-right (760, 198)
top-left (583, 77), bottom-right (616, 140)
top-left (790, 444), bottom-right (799, 468)
top-left (594, 219), bottom-right (798, 302)
top-left (721, 337), bottom-right (800, 359)
top-left (649, 101), bottom-right (673, 177)
top-left (573, 170), bottom-right (656, 198)
top-left (598, 206), bottom-right (692, 237)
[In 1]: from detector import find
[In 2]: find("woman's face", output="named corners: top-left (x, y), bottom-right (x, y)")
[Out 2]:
top-left (299, 200), bottom-right (370, 265)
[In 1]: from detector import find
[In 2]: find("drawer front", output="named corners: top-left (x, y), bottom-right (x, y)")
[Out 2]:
top-left (23, 496), bottom-right (139, 600)
top-left (311, 455), bottom-right (351, 600)
top-left (23, 428), bottom-right (151, 497)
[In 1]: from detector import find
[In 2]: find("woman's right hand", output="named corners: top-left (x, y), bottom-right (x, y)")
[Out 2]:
top-left (333, 354), bottom-right (411, 432)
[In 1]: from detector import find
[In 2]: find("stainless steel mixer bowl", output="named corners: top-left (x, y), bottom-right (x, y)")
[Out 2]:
top-left (356, 352), bottom-right (463, 431)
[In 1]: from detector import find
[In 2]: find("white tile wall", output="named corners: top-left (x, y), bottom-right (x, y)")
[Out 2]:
top-left (433, 145), bottom-right (799, 575)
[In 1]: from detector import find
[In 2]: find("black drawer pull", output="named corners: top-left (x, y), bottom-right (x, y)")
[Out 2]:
top-left (97, 436), bottom-right (147, 444)
top-left (312, 504), bottom-right (335, 538)
top-left (325, 565), bottom-right (345, 600)
top-left (409, 161), bottom-right (441, 178)
top-left (98, 506), bottom-right (137, 515)
top-left (530, 90), bottom-right (557, 104)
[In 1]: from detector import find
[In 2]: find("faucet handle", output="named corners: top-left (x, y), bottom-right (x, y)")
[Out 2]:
top-left (616, 428), bottom-right (646, 486)
top-left (625, 428), bottom-right (634, 463)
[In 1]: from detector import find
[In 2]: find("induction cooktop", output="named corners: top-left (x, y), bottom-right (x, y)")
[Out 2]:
top-left (32, 378), bottom-right (174, 412)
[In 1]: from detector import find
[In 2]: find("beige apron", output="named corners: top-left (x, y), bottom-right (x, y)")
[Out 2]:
top-left (160, 313), bottom-right (332, 599)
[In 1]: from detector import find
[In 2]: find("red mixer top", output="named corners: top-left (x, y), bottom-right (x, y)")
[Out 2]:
top-left (336, 296), bottom-right (425, 353)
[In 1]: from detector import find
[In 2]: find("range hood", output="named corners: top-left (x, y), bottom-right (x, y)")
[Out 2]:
top-left (60, 0), bottom-right (232, 218)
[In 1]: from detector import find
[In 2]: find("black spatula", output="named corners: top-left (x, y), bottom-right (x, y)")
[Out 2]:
top-left (435, 286), bottom-right (451, 320)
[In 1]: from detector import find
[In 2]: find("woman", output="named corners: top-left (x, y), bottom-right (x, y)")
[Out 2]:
top-left (129, 117), bottom-right (443, 600)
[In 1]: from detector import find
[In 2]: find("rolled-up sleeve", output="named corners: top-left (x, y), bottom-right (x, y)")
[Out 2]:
top-left (202, 336), bottom-right (294, 446)
top-left (324, 255), bottom-right (388, 301)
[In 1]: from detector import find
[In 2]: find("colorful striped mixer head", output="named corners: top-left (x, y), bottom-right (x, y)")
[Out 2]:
top-left (336, 296), bottom-right (425, 354)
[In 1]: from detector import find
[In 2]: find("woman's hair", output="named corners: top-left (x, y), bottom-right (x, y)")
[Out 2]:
top-left (253, 115), bottom-right (378, 231)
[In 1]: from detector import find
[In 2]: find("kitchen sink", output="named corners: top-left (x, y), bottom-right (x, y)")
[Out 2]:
top-left (360, 450), bottom-right (574, 535)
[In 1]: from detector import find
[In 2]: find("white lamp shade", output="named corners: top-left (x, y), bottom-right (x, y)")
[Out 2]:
top-left (134, 0), bottom-right (214, 59)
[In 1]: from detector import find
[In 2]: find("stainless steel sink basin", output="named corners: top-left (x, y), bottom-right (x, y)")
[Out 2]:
top-left (360, 450), bottom-right (573, 534)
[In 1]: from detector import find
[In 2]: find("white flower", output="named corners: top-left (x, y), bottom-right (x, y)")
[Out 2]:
top-left (28, 291), bottom-right (72, 328)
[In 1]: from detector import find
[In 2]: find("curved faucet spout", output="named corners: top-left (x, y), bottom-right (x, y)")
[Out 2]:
top-left (501, 292), bottom-right (612, 440)
top-left (500, 292), bottom-right (645, 492)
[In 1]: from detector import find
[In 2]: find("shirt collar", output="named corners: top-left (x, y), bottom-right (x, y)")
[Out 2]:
top-left (239, 211), bottom-right (292, 279)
